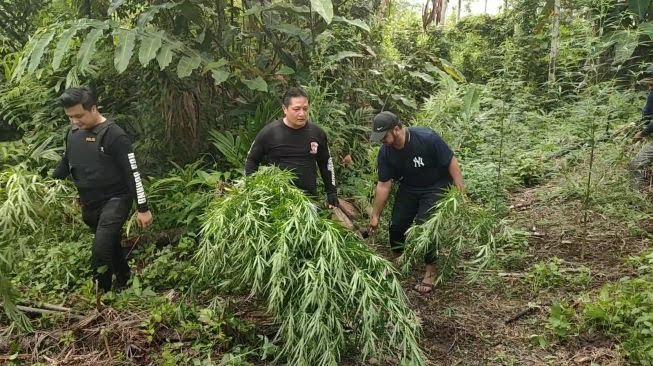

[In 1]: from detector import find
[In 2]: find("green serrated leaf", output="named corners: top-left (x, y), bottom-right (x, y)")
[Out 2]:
top-left (332, 16), bottom-right (370, 32)
top-left (137, 2), bottom-right (178, 28)
top-left (243, 4), bottom-right (263, 16)
top-left (311, 0), bottom-right (333, 24)
top-left (204, 58), bottom-right (228, 73)
top-left (276, 65), bottom-right (295, 75)
top-left (77, 28), bottom-right (104, 72)
top-left (138, 32), bottom-right (162, 66)
top-left (327, 51), bottom-right (364, 63)
top-left (612, 30), bottom-right (639, 65)
top-left (424, 62), bottom-right (439, 73)
top-left (52, 26), bottom-right (80, 71)
top-left (113, 29), bottom-right (136, 74)
top-left (409, 71), bottom-right (436, 84)
top-left (156, 42), bottom-right (175, 70)
top-left (244, 3), bottom-right (310, 16)
top-left (177, 52), bottom-right (201, 78)
top-left (268, 3), bottom-right (310, 14)
top-left (28, 31), bottom-right (55, 74)
top-left (211, 69), bottom-right (230, 85)
top-left (392, 94), bottom-right (417, 109)
top-left (640, 21), bottom-right (653, 38)
top-left (108, 0), bottom-right (125, 15)
top-left (270, 23), bottom-right (312, 44)
top-left (243, 76), bottom-right (268, 92)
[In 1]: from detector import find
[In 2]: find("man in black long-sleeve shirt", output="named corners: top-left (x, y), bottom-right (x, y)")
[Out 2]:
top-left (245, 87), bottom-right (338, 207)
top-left (53, 86), bottom-right (153, 292)
top-left (632, 66), bottom-right (653, 184)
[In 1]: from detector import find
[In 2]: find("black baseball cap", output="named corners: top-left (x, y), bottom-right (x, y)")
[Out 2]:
top-left (370, 111), bottom-right (399, 142)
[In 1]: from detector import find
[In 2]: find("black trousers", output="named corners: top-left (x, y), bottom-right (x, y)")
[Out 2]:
top-left (81, 195), bottom-right (132, 292)
top-left (389, 187), bottom-right (440, 264)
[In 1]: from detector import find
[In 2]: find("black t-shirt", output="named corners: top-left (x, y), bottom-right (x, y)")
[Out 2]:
top-left (244, 119), bottom-right (336, 196)
top-left (377, 127), bottom-right (453, 192)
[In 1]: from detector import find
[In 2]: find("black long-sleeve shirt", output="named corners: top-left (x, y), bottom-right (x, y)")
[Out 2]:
top-left (53, 122), bottom-right (149, 212)
top-left (244, 119), bottom-right (336, 196)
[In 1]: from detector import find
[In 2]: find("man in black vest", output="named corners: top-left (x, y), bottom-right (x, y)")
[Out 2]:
top-left (245, 87), bottom-right (338, 207)
top-left (53, 86), bottom-right (153, 292)
top-left (368, 111), bottom-right (464, 294)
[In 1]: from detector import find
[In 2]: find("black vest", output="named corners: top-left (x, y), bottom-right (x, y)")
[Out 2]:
top-left (66, 122), bottom-right (123, 190)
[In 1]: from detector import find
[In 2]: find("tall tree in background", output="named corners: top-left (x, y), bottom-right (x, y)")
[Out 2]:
top-left (423, 0), bottom-right (448, 29)
top-left (0, 0), bottom-right (47, 53)
top-left (548, 0), bottom-right (561, 82)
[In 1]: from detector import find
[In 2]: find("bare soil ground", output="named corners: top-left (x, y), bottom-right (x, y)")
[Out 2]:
top-left (398, 184), bottom-right (652, 366)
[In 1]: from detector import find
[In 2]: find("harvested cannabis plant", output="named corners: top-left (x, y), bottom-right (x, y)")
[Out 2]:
top-left (401, 188), bottom-right (515, 283)
top-left (195, 167), bottom-right (425, 366)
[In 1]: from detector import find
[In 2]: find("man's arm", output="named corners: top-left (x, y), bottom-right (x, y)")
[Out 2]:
top-left (244, 131), bottom-right (266, 176)
top-left (369, 147), bottom-right (395, 231)
top-left (316, 132), bottom-right (337, 206)
top-left (52, 129), bottom-right (71, 179)
top-left (637, 92), bottom-right (653, 138)
top-left (52, 151), bottom-right (70, 179)
top-left (109, 134), bottom-right (152, 228)
top-left (448, 156), bottom-right (464, 190)
top-left (369, 180), bottom-right (392, 232)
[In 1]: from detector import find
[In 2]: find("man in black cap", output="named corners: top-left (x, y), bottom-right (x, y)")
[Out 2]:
top-left (368, 111), bottom-right (464, 293)
top-left (53, 86), bottom-right (153, 293)
top-left (632, 65), bottom-right (653, 184)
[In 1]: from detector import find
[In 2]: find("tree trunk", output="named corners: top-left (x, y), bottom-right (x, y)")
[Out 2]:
top-left (457, 0), bottom-right (461, 21)
top-left (548, 0), bottom-right (561, 82)
top-left (82, 0), bottom-right (91, 17)
top-left (484, 0), bottom-right (488, 13)
top-left (216, 0), bottom-right (224, 48)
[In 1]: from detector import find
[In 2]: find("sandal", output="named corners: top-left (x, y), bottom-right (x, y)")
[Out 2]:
top-left (414, 280), bottom-right (433, 294)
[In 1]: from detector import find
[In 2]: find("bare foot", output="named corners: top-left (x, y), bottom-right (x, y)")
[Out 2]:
top-left (415, 264), bottom-right (436, 294)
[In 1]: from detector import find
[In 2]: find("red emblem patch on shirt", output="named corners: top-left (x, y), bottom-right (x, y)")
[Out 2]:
top-left (310, 141), bottom-right (319, 154)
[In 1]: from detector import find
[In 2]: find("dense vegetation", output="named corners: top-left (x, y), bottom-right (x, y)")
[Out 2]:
top-left (3, 0), bottom-right (653, 364)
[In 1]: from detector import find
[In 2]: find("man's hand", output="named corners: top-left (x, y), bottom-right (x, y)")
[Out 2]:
top-left (635, 131), bottom-right (645, 141)
top-left (136, 210), bottom-right (153, 229)
top-left (327, 192), bottom-right (339, 209)
top-left (369, 215), bottom-right (379, 234)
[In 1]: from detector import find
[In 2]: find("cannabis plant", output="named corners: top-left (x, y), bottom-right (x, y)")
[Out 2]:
top-left (195, 167), bottom-right (425, 366)
top-left (401, 188), bottom-right (515, 284)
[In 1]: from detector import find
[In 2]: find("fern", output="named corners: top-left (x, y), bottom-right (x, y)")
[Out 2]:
top-left (208, 130), bottom-right (247, 169)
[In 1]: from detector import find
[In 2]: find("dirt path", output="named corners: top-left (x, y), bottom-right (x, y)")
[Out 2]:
top-left (401, 185), bottom-right (652, 366)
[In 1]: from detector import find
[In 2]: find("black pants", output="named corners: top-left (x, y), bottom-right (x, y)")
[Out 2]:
top-left (389, 187), bottom-right (440, 264)
top-left (81, 195), bottom-right (132, 292)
